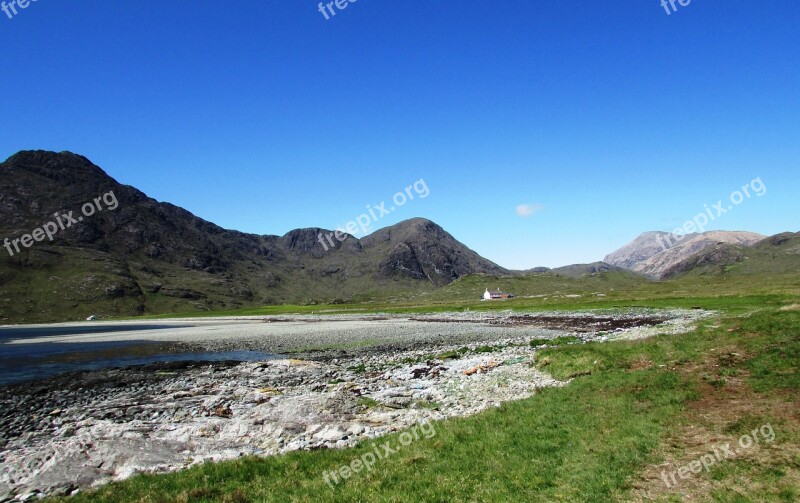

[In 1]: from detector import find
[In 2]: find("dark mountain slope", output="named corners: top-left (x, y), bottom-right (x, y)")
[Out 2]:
top-left (0, 151), bottom-right (506, 322)
top-left (362, 218), bottom-right (506, 286)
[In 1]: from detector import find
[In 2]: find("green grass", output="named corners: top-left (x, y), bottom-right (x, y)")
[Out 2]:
top-left (530, 335), bottom-right (581, 347)
top-left (131, 287), bottom-right (799, 322)
top-left (54, 295), bottom-right (800, 502)
top-left (434, 347), bottom-right (469, 360)
top-left (356, 397), bottom-right (381, 410)
top-left (3, 236), bottom-right (799, 324)
top-left (348, 363), bottom-right (367, 374)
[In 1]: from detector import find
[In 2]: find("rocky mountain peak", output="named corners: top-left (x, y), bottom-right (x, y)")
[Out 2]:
top-left (605, 230), bottom-right (765, 279)
top-left (2, 150), bottom-right (115, 185)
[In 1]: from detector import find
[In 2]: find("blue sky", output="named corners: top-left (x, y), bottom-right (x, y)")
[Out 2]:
top-left (1, 1), bottom-right (798, 269)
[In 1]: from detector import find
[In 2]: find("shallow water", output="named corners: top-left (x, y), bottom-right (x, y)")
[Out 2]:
top-left (0, 324), bottom-right (277, 386)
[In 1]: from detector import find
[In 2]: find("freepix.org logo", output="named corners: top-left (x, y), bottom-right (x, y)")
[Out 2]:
top-left (3, 190), bottom-right (119, 257)
top-left (661, 0), bottom-right (692, 15)
top-left (2, 0), bottom-right (38, 21)
top-left (317, 0), bottom-right (359, 21)
top-left (317, 179), bottom-right (429, 252)
top-left (661, 423), bottom-right (776, 488)
top-left (322, 420), bottom-right (436, 489)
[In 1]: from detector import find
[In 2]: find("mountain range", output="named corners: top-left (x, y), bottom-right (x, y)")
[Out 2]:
top-left (0, 150), bottom-right (796, 322)
top-left (0, 151), bottom-right (507, 322)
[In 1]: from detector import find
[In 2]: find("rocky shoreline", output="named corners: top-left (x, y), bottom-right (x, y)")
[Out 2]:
top-left (0, 309), bottom-right (711, 501)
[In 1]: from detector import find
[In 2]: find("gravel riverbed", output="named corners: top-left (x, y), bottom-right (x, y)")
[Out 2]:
top-left (0, 309), bottom-right (712, 501)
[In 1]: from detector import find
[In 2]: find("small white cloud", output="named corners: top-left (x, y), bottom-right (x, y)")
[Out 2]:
top-left (516, 203), bottom-right (543, 218)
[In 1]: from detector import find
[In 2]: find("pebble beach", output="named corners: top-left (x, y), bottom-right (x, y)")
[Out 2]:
top-left (0, 309), bottom-right (712, 501)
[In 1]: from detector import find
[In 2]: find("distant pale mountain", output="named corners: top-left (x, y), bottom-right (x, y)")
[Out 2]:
top-left (659, 231), bottom-right (800, 279)
top-left (603, 231), bottom-right (689, 271)
top-left (604, 230), bottom-right (765, 279)
top-left (0, 151), bottom-right (506, 322)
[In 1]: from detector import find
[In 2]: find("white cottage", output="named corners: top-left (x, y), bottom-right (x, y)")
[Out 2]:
top-left (483, 288), bottom-right (513, 300)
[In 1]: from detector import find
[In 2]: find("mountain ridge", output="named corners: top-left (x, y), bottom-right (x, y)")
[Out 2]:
top-left (1, 150), bottom-right (793, 323)
top-left (604, 230), bottom-right (766, 279)
top-left (0, 151), bottom-right (506, 322)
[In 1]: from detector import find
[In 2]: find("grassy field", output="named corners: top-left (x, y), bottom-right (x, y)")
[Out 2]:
top-left (55, 289), bottom-right (800, 502)
top-left (136, 269), bottom-right (800, 319)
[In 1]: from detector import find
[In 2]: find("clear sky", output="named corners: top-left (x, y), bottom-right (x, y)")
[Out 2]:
top-left (1, 1), bottom-right (798, 269)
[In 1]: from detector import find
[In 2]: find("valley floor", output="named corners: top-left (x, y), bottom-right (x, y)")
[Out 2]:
top-left (2, 298), bottom-right (799, 502)
top-left (2, 310), bottom-right (703, 500)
